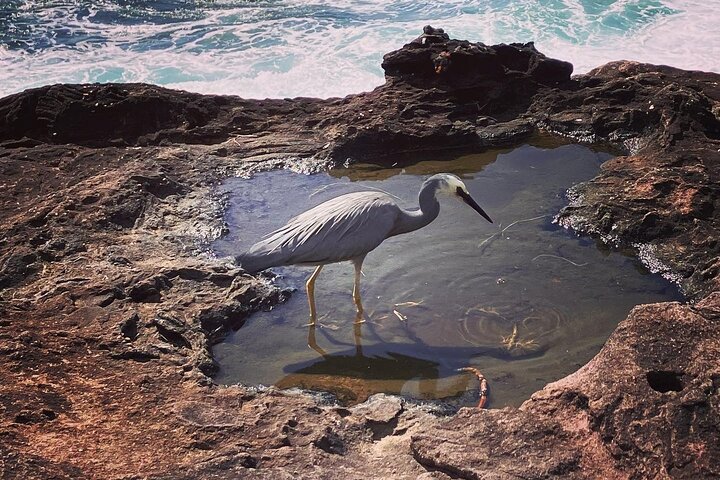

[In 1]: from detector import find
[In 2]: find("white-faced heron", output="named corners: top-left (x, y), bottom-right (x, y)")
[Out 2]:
top-left (236, 173), bottom-right (493, 323)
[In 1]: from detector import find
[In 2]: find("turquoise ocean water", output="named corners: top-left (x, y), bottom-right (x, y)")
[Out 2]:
top-left (0, 1), bottom-right (717, 99)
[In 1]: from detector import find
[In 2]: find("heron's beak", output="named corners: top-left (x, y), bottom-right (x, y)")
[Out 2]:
top-left (457, 187), bottom-right (493, 223)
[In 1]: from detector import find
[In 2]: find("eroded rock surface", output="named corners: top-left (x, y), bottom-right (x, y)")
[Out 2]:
top-left (1, 28), bottom-right (718, 478)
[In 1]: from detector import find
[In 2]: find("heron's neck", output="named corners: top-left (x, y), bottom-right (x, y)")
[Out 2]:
top-left (390, 181), bottom-right (440, 236)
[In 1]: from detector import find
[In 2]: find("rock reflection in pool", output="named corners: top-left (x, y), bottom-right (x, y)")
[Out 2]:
top-left (212, 142), bottom-right (683, 407)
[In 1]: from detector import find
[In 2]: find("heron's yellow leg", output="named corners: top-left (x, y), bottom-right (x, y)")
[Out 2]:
top-left (353, 315), bottom-right (364, 355)
top-left (352, 260), bottom-right (364, 318)
top-left (306, 265), bottom-right (324, 325)
top-left (307, 325), bottom-right (328, 357)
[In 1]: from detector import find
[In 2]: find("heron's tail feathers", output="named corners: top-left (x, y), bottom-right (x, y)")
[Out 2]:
top-left (235, 250), bottom-right (290, 274)
top-left (235, 254), bottom-right (265, 274)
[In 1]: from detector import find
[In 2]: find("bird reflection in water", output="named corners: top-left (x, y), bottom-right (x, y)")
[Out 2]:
top-left (274, 315), bottom-right (475, 406)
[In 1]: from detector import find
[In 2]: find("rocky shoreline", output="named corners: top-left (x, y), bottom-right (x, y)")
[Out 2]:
top-left (1, 28), bottom-right (718, 478)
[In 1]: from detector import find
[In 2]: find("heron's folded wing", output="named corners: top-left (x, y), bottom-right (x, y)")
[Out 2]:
top-left (242, 192), bottom-right (400, 268)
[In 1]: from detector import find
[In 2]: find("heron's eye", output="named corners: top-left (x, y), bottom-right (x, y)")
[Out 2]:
top-left (455, 186), bottom-right (464, 196)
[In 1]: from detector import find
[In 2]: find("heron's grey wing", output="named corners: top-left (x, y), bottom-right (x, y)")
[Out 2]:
top-left (238, 192), bottom-right (400, 272)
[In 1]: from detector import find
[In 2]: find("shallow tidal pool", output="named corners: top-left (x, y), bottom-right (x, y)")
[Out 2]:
top-left (212, 142), bottom-right (682, 408)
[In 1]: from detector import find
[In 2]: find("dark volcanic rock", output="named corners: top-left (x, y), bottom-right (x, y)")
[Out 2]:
top-left (383, 26), bottom-right (572, 89)
top-left (0, 84), bottom-right (208, 145)
top-left (541, 62), bottom-right (720, 298)
top-left (330, 30), bottom-right (573, 162)
top-left (0, 27), bottom-right (719, 479)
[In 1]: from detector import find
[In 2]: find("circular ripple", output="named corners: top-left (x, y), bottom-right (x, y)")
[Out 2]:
top-left (456, 301), bottom-right (567, 358)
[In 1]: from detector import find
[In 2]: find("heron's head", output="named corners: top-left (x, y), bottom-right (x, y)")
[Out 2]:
top-left (430, 173), bottom-right (493, 223)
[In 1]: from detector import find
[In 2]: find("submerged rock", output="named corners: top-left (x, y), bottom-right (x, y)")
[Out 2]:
top-left (0, 27), bottom-right (718, 478)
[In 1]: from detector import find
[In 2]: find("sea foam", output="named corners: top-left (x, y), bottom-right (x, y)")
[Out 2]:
top-left (0, 0), bottom-right (717, 99)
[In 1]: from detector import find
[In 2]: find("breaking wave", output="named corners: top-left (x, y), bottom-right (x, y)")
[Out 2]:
top-left (0, 0), bottom-right (716, 99)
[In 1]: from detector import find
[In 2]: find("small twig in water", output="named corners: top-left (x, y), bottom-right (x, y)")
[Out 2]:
top-left (392, 309), bottom-right (407, 322)
top-left (531, 254), bottom-right (588, 267)
top-left (477, 232), bottom-right (499, 250)
top-left (478, 214), bottom-right (549, 250)
top-left (457, 367), bottom-right (489, 408)
top-left (394, 300), bottom-right (423, 308)
top-left (501, 323), bottom-right (519, 349)
top-left (500, 214), bottom-right (549, 235)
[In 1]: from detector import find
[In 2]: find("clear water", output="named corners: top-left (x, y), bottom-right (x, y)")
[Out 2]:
top-left (212, 142), bottom-right (682, 407)
top-left (1, 1), bottom-right (718, 100)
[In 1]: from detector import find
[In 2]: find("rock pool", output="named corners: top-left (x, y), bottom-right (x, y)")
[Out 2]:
top-left (213, 142), bottom-right (682, 407)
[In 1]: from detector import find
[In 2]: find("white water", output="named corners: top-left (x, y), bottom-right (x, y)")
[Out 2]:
top-left (0, 0), bottom-right (718, 99)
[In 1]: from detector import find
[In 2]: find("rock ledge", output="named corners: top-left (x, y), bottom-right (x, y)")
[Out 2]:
top-left (1, 28), bottom-right (719, 479)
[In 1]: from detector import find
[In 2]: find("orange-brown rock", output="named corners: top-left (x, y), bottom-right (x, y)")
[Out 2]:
top-left (1, 28), bottom-right (718, 478)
